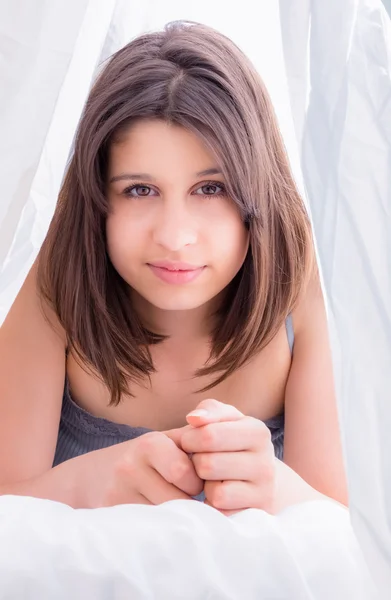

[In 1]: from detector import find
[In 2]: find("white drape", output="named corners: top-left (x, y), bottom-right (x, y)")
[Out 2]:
top-left (0, 0), bottom-right (390, 597)
top-left (280, 0), bottom-right (391, 590)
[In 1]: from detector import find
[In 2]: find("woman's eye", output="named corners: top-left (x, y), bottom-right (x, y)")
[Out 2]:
top-left (194, 183), bottom-right (226, 197)
top-left (124, 185), bottom-right (157, 198)
top-left (123, 182), bottom-right (226, 198)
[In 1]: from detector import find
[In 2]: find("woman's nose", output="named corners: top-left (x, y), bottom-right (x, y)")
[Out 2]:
top-left (152, 206), bottom-right (197, 251)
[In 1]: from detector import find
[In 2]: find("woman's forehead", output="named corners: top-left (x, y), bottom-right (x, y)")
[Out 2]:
top-left (108, 120), bottom-right (222, 180)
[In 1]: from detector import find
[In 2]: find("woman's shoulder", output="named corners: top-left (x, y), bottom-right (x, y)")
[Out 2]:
top-left (1, 259), bottom-right (66, 350)
top-left (0, 260), bottom-right (67, 482)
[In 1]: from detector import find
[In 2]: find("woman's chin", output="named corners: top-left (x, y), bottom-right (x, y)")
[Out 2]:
top-left (146, 297), bottom-right (208, 312)
top-left (139, 287), bottom-right (219, 312)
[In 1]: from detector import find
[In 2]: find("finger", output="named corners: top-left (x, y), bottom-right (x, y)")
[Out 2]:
top-left (181, 418), bottom-right (271, 453)
top-left (141, 466), bottom-right (195, 505)
top-left (192, 451), bottom-right (274, 482)
top-left (186, 398), bottom-right (244, 427)
top-left (204, 480), bottom-right (275, 512)
top-left (164, 424), bottom-right (193, 449)
top-left (140, 432), bottom-right (203, 497)
top-left (204, 499), bottom-right (240, 517)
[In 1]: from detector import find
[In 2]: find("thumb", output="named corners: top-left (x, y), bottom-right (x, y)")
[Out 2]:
top-left (186, 398), bottom-right (244, 428)
top-left (164, 424), bottom-right (193, 449)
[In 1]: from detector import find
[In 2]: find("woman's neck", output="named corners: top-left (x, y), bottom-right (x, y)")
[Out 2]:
top-left (131, 290), bottom-right (222, 340)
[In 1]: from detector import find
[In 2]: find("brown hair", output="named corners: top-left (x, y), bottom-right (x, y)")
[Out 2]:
top-left (38, 21), bottom-right (313, 405)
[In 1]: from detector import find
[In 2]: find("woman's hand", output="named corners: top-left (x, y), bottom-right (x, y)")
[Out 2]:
top-left (73, 429), bottom-right (203, 509)
top-left (181, 399), bottom-right (277, 515)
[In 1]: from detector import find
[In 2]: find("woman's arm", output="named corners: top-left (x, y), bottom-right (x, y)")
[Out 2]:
top-left (0, 260), bottom-right (66, 486)
top-left (282, 272), bottom-right (349, 506)
top-left (0, 459), bottom-right (81, 507)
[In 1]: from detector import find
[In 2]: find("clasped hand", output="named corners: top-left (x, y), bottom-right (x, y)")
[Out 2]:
top-left (178, 398), bottom-right (277, 514)
top-left (89, 398), bottom-right (277, 513)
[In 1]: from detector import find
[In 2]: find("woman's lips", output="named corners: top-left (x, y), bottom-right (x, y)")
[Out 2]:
top-left (147, 263), bottom-right (206, 284)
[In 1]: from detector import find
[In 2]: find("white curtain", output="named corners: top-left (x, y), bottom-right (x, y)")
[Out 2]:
top-left (280, 0), bottom-right (391, 590)
top-left (0, 0), bottom-right (390, 597)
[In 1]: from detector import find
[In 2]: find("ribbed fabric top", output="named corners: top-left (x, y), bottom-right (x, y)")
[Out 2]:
top-left (53, 315), bottom-right (294, 469)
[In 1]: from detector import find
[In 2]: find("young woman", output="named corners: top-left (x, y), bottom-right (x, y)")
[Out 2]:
top-left (0, 21), bottom-right (348, 513)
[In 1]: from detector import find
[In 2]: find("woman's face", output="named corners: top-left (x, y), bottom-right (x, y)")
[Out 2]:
top-left (106, 119), bottom-right (249, 313)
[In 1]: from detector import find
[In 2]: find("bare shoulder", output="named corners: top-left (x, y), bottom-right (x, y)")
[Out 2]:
top-left (0, 260), bottom-right (67, 484)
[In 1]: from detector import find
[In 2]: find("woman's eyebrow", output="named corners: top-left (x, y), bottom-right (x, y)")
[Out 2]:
top-left (109, 173), bottom-right (156, 184)
top-left (109, 168), bottom-right (222, 185)
top-left (196, 168), bottom-right (222, 177)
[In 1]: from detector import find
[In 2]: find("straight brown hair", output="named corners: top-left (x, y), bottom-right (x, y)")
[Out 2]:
top-left (38, 21), bottom-right (314, 405)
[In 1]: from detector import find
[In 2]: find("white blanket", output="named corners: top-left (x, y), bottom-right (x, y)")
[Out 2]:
top-left (0, 497), bottom-right (376, 599)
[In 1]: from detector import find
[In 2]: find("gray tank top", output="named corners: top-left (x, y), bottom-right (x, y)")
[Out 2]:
top-left (53, 316), bottom-right (294, 468)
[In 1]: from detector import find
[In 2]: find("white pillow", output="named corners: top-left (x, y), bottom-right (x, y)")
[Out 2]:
top-left (0, 496), bottom-right (377, 599)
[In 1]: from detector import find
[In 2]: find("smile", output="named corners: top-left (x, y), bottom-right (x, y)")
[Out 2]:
top-left (147, 263), bottom-right (206, 284)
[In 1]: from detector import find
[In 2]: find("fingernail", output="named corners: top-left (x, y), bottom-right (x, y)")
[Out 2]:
top-left (187, 409), bottom-right (209, 418)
